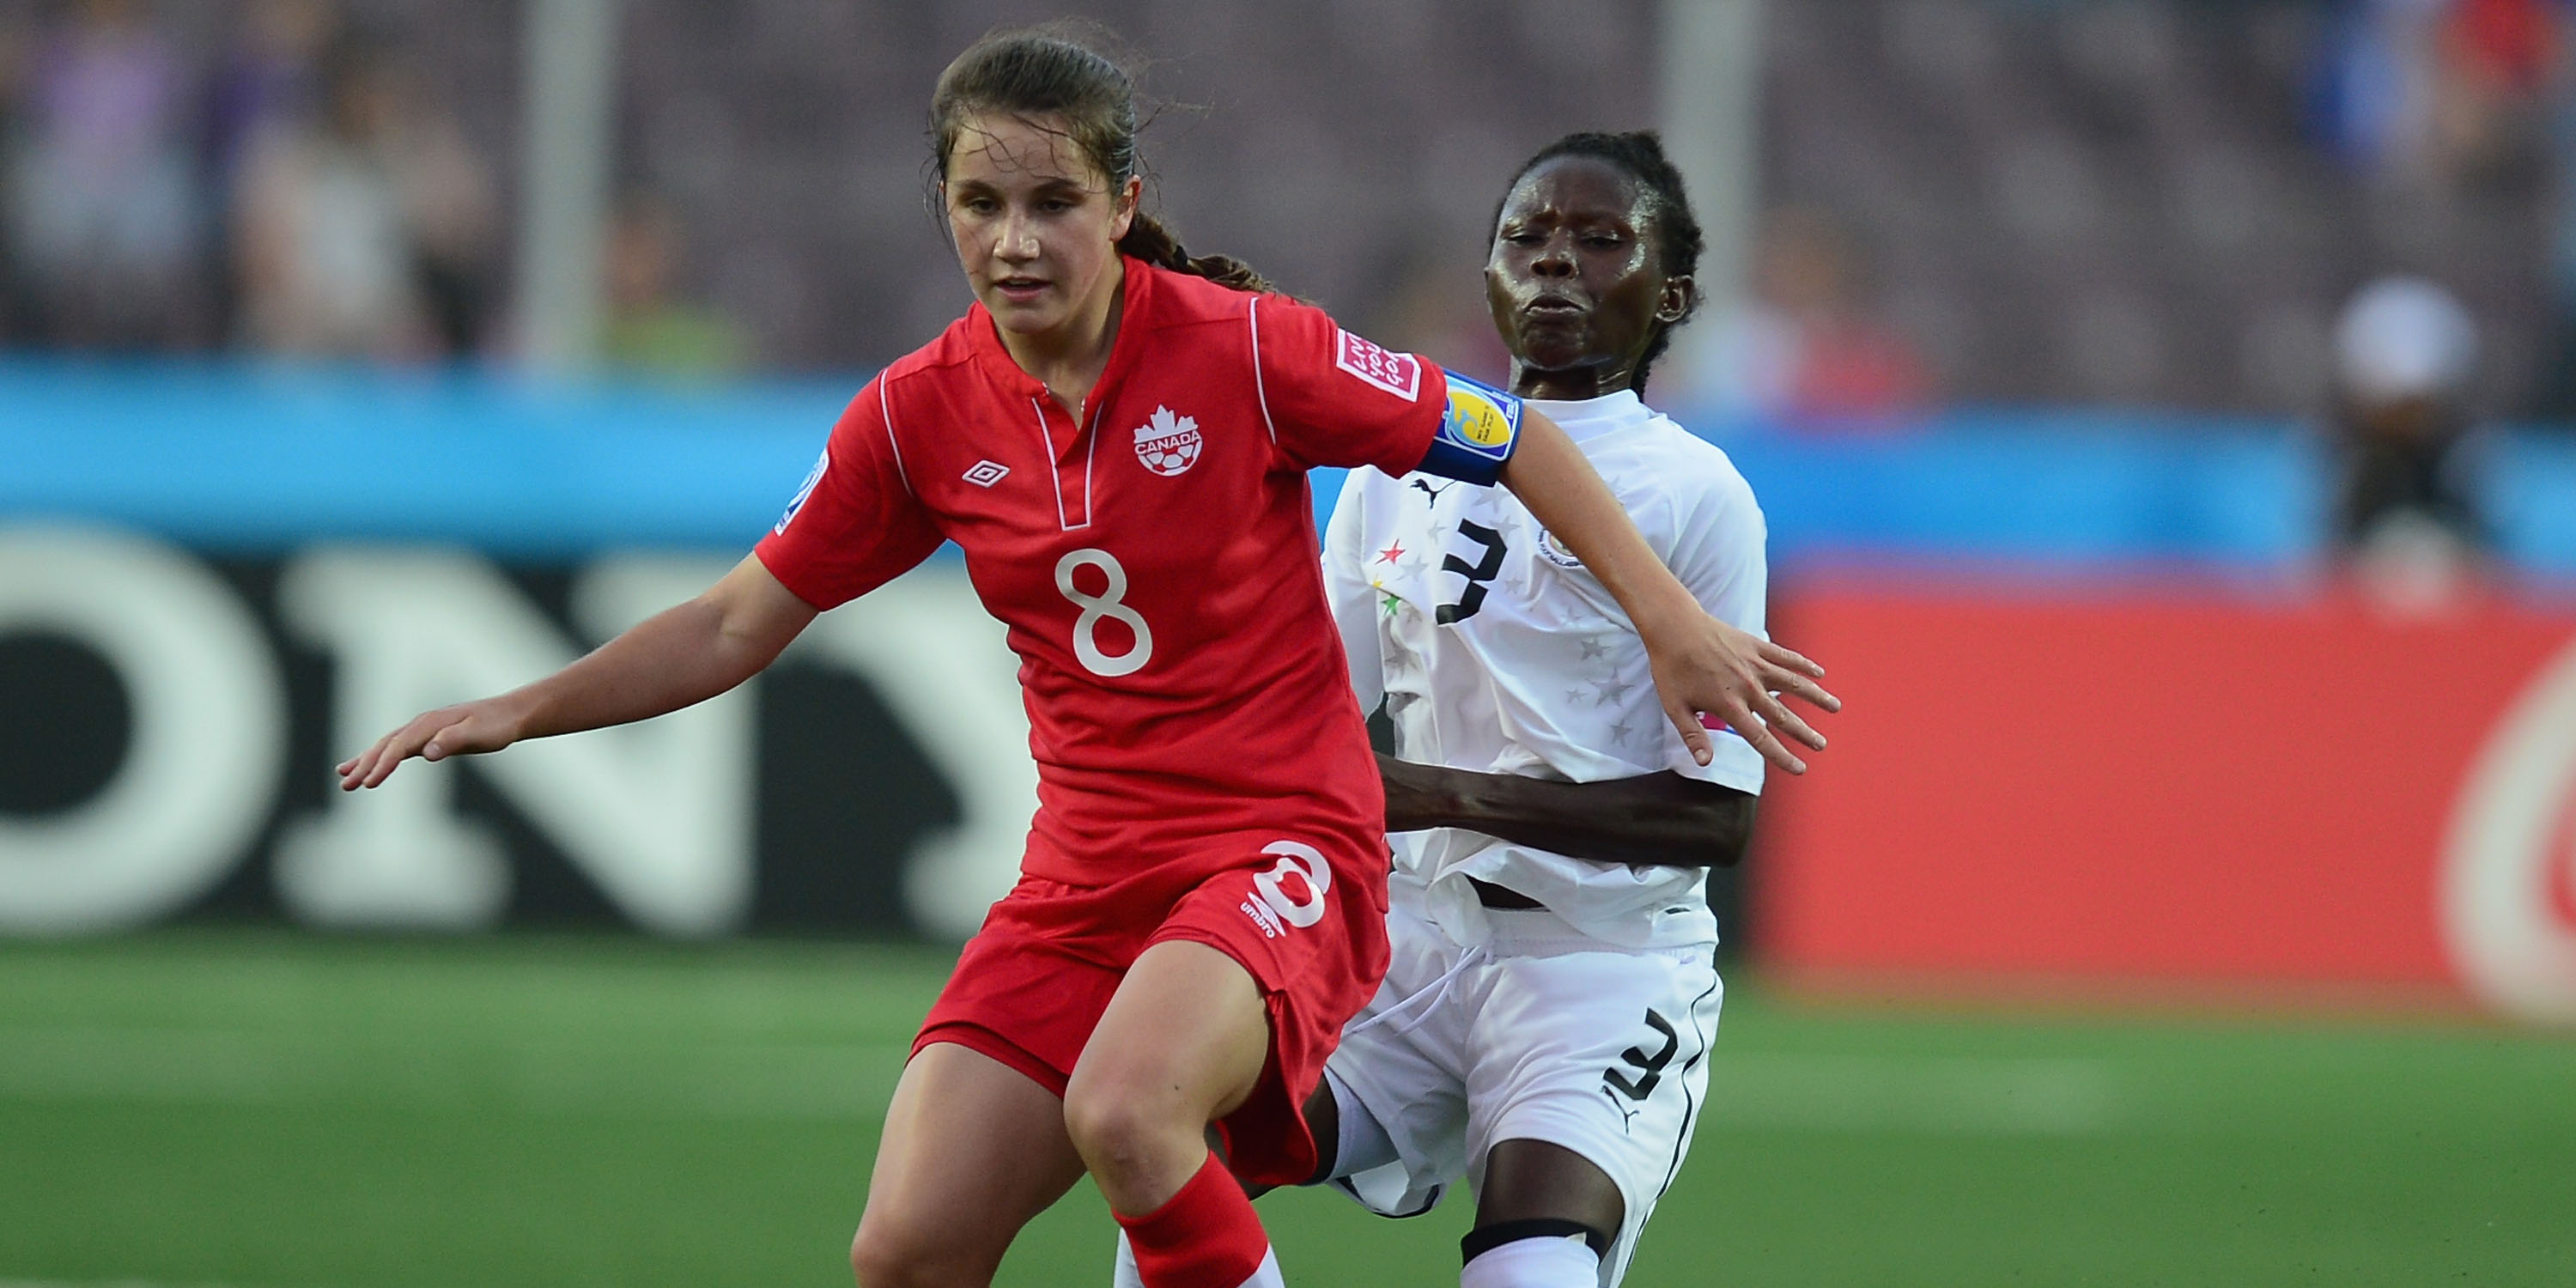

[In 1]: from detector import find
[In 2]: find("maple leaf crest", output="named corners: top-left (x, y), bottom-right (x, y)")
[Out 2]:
top-left (1135, 405), bottom-right (1198, 442)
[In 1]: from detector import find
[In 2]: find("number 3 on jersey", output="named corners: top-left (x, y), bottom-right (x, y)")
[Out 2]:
top-left (1437, 520), bottom-right (1507, 625)
top-left (1055, 548), bottom-right (1153, 677)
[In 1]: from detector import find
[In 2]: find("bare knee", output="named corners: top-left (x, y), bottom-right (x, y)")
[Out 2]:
top-left (1063, 1075), bottom-right (1200, 1210)
top-left (851, 1210), bottom-right (990, 1288)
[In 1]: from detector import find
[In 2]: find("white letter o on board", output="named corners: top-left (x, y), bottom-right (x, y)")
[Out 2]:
top-left (2440, 630), bottom-right (2576, 1024)
top-left (0, 527), bottom-right (286, 933)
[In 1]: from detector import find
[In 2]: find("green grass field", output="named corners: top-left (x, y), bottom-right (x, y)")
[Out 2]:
top-left (2, 933), bottom-right (2570, 1287)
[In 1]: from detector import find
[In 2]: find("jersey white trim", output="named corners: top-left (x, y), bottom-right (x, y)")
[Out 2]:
top-left (1079, 403), bottom-right (1100, 532)
top-left (1027, 396), bottom-right (1097, 532)
top-left (1248, 296), bottom-right (1280, 445)
top-left (878, 379), bottom-right (914, 495)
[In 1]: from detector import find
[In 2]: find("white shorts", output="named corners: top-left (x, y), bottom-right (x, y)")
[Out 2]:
top-left (1323, 892), bottom-right (1723, 1287)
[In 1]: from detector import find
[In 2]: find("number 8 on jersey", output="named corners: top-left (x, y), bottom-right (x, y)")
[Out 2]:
top-left (1055, 548), bottom-right (1153, 677)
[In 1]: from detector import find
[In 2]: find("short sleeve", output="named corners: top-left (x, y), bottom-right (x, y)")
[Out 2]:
top-left (1674, 470), bottom-right (1769, 641)
top-left (1320, 468), bottom-right (1386, 714)
top-left (1665, 460), bottom-right (1771, 793)
top-left (1251, 295), bottom-right (1446, 477)
top-left (753, 378), bottom-right (945, 611)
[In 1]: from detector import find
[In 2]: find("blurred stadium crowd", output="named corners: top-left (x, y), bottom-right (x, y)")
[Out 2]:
top-left (1, 0), bottom-right (2573, 431)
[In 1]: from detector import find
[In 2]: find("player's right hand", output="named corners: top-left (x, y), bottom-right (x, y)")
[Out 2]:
top-left (336, 698), bottom-right (525, 791)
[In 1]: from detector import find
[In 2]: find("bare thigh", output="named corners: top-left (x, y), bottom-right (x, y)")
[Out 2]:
top-left (1476, 1138), bottom-right (1625, 1251)
top-left (850, 1042), bottom-right (1088, 1288)
top-left (1065, 939), bottom-right (1273, 1213)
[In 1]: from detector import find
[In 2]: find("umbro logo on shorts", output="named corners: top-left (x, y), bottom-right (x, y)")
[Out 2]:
top-left (1239, 840), bottom-right (1332, 939)
top-left (963, 459), bottom-right (1010, 487)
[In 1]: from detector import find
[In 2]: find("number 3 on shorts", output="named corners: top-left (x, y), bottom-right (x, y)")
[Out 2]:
top-left (1055, 548), bottom-right (1153, 677)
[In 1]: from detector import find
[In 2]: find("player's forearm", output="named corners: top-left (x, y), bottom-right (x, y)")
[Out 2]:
top-left (1378, 753), bottom-right (1756, 868)
top-left (1496, 414), bottom-right (1703, 639)
top-left (499, 598), bottom-right (758, 740)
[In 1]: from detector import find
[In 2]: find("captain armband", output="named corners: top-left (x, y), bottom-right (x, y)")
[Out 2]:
top-left (1414, 371), bottom-right (1523, 486)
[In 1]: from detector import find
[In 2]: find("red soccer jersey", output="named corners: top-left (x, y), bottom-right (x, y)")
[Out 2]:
top-left (756, 259), bottom-right (1453, 887)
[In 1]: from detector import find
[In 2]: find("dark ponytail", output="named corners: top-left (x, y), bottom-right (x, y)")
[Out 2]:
top-left (929, 24), bottom-right (1273, 295)
top-left (1113, 211), bottom-right (1273, 294)
top-left (1496, 131), bottom-right (1706, 394)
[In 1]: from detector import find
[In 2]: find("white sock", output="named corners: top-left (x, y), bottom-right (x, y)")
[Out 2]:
top-left (1460, 1231), bottom-right (1600, 1288)
top-left (1112, 1230), bottom-right (1143, 1288)
top-left (1111, 1232), bottom-right (1284, 1288)
top-left (1237, 1247), bottom-right (1285, 1287)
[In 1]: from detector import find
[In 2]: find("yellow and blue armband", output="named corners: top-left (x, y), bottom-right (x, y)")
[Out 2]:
top-left (1416, 371), bottom-right (1522, 486)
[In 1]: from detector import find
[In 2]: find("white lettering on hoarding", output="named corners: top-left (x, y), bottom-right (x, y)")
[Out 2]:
top-left (2441, 630), bottom-right (2576, 1024)
top-left (0, 527), bottom-right (286, 933)
top-left (274, 549), bottom-right (755, 936)
top-left (789, 570), bottom-right (1036, 939)
top-left (0, 528), bottom-right (1059, 943)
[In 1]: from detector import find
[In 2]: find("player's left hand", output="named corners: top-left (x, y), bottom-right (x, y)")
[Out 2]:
top-left (1643, 613), bottom-right (1838, 775)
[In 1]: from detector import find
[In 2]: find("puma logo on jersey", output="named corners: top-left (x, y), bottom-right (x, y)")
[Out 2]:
top-left (963, 459), bottom-right (1010, 487)
top-left (1409, 477), bottom-right (1454, 506)
top-left (1133, 406), bottom-right (1202, 477)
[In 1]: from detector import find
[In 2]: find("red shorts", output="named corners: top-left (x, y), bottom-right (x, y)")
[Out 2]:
top-left (914, 831), bottom-right (1390, 1188)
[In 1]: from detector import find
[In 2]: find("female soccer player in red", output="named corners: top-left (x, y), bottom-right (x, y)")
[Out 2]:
top-left (335, 28), bottom-right (1834, 1288)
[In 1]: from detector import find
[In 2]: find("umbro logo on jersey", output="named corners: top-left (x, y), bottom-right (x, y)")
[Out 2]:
top-left (962, 459), bottom-right (1010, 487)
top-left (1133, 406), bottom-right (1201, 477)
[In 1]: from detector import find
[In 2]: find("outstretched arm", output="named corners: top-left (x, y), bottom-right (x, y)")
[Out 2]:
top-left (336, 553), bottom-right (817, 789)
top-left (1377, 753), bottom-right (1756, 869)
top-left (1498, 410), bottom-right (1837, 774)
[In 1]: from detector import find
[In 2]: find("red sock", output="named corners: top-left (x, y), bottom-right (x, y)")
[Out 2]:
top-left (1112, 1152), bottom-right (1271, 1288)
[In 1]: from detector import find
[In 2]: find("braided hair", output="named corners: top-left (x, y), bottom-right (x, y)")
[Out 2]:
top-left (930, 25), bottom-right (1273, 295)
top-left (1495, 131), bottom-right (1705, 394)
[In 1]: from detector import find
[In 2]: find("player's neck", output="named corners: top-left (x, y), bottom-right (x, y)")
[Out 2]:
top-left (1510, 357), bottom-right (1631, 403)
top-left (999, 259), bottom-right (1127, 415)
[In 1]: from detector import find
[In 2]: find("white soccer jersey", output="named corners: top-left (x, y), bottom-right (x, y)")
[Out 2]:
top-left (1322, 390), bottom-right (1769, 951)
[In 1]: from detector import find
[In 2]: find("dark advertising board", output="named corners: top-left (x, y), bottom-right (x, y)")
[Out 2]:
top-left (0, 529), bottom-right (1032, 939)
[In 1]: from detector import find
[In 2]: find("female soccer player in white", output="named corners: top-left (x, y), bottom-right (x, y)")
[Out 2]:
top-left (1116, 130), bottom-right (1791, 1288)
top-left (1323, 128), bottom-right (1772, 1288)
